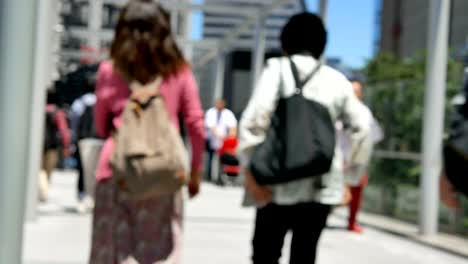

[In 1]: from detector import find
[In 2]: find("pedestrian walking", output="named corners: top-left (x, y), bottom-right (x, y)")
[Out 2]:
top-left (40, 90), bottom-right (71, 202)
top-left (89, 1), bottom-right (205, 263)
top-left (238, 13), bottom-right (370, 264)
top-left (70, 82), bottom-right (102, 213)
top-left (343, 80), bottom-right (383, 233)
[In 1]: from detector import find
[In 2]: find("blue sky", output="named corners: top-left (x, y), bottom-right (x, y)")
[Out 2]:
top-left (307, 0), bottom-right (379, 68)
top-left (191, 0), bottom-right (379, 69)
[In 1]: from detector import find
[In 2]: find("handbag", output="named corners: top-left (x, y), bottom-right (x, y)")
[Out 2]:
top-left (249, 57), bottom-right (336, 185)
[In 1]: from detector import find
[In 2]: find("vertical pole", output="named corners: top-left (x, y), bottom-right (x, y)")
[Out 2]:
top-left (251, 19), bottom-right (266, 93)
top-left (420, 0), bottom-right (451, 236)
top-left (0, 0), bottom-right (38, 262)
top-left (319, 0), bottom-right (328, 25)
top-left (213, 54), bottom-right (226, 104)
top-left (319, 0), bottom-right (328, 63)
top-left (50, 0), bottom-right (62, 82)
top-left (171, 8), bottom-right (179, 36)
top-left (89, 0), bottom-right (103, 51)
top-left (181, 5), bottom-right (194, 62)
top-left (25, 0), bottom-right (56, 222)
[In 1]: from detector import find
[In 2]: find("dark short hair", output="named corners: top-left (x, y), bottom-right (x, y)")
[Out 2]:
top-left (280, 13), bottom-right (327, 59)
top-left (111, 0), bottom-right (186, 84)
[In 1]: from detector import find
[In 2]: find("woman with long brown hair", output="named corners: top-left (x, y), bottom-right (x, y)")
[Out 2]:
top-left (89, 1), bottom-right (205, 263)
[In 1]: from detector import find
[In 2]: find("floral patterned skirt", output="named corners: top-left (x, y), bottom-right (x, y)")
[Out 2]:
top-left (89, 179), bottom-right (183, 264)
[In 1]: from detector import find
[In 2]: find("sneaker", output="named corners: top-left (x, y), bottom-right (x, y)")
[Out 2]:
top-left (83, 195), bottom-right (95, 210)
top-left (76, 195), bottom-right (95, 214)
top-left (76, 200), bottom-right (87, 214)
top-left (348, 224), bottom-right (364, 234)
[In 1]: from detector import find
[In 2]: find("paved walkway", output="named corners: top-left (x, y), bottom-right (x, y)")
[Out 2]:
top-left (23, 171), bottom-right (468, 264)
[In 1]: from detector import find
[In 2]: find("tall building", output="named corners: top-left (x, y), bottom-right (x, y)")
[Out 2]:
top-left (377, 0), bottom-right (468, 58)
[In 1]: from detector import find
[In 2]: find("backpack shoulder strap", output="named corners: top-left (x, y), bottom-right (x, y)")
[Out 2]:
top-left (289, 57), bottom-right (321, 93)
top-left (129, 77), bottom-right (163, 102)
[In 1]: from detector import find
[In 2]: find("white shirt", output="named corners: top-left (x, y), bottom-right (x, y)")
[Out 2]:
top-left (70, 93), bottom-right (97, 134)
top-left (239, 55), bottom-right (371, 206)
top-left (71, 93), bottom-right (97, 117)
top-left (205, 107), bottom-right (237, 150)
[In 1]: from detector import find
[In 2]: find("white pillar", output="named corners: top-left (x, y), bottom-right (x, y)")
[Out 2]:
top-left (319, 0), bottom-right (328, 63)
top-left (319, 0), bottom-right (328, 25)
top-left (251, 19), bottom-right (266, 93)
top-left (89, 0), bottom-right (104, 51)
top-left (181, 8), bottom-right (194, 62)
top-left (0, 0), bottom-right (38, 262)
top-left (171, 8), bottom-right (179, 36)
top-left (420, 0), bottom-right (451, 236)
top-left (50, 0), bottom-right (62, 82)
top-left (25, 0), bottom-right (57, 222)
top-left (213, 55), bottom-right (226, 104)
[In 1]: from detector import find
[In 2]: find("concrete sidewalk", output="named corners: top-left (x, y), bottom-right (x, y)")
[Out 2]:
top-left (23, 171), bottom-right (468, 264)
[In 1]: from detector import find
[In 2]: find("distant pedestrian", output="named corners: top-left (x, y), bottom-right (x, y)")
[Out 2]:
top-left (205, 99), bottom-right (237, 183)
top-left (342, 80), bottom-right (383, 233)
top-left (89, 1), bottom-right (205, 263)
top-left (70, 80), bottom-right (102, 213)
top-left (238, 13), bottom-right (370, 264)
top-left (40, 90), bottom-right (71, 202)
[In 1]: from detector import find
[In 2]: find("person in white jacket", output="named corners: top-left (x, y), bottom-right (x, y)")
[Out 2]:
top-left (341, 80), bottom-right (383, 233)
top-left (238, 13), bottom-right (370, 264)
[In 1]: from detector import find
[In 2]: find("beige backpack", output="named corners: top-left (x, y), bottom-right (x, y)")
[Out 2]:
top-left (110, 77), bottom-right (189, 200)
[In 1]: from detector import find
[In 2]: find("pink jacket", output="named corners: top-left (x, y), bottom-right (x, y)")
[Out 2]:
top-left (94, 61), bottom-right (206, 182)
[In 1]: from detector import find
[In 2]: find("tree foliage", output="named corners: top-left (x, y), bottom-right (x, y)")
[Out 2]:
top-left (363, 52), bottom-right (464, 187)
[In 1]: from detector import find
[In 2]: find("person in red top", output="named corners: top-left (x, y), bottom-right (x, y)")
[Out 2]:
top-left (39, 90), bottom-right (71, 202)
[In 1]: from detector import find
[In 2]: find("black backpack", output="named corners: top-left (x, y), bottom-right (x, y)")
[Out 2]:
top-left (249, 58), bottom-right (336, 185)
top-left (444, 90), bottom-right (468, 197)
top-left (77, 104), bottom-right (98, 140)
top-left (44, 109), bottom-right (59, 150)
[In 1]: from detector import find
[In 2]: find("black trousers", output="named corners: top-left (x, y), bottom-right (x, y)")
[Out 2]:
top-left (206, 147), bottom-right (215, 181)
top-left (252, 202), bottom-right (331, 264)
top-left (74, 143), bottom-right (85, 195)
